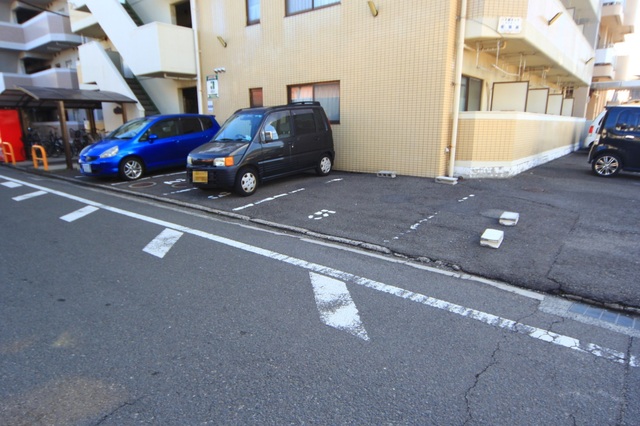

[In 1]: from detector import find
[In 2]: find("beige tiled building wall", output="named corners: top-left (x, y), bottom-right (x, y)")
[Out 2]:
top-left (197, 0), bottom-right (458, 178)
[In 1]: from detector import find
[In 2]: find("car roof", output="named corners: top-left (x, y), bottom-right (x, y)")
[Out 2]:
top-left (234, 101), bottom-right (322, 115)
top-left (608, 103), bottom-right (640, 110)
top-left (145, 113), bottom-right (216, 120)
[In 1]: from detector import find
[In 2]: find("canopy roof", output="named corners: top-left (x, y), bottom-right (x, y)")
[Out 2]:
top-left (0, 86), bottom-right (137, 109)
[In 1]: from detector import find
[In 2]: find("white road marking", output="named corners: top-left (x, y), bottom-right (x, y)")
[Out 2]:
top-left (2, 181), bottom-right (22, 188)
top-left (60, 205), bottom-right (100, 222)
top-left (163, 187), bottom-right (199, 195)
top-left (233, 189), bottom-right (305, 211)
top-left (310, 272), bottom-right (369, 340)
top-left (308, 209), bottom-right (336, 220)
top-left (1, 173), bottom-right (637, 367)
top-left (12, 190), bottom-right (47, 201)
top-left (143, 228), bottom-right (183, 258)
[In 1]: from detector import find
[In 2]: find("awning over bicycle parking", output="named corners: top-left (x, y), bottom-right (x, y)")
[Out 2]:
top-left (0, 86), bottom-right (137, 170)
top-left (0, 85), bottom-right (137, 110)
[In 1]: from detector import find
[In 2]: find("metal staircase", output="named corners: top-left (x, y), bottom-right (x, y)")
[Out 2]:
top-left (125, 77), bottom-right (160, 116)
top-left (121, 1), bottom-right (144, 26)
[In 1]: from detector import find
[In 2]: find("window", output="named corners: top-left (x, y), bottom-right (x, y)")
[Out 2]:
top-left (180, 117), bottom-right (203, 135)
top-left (250, 88), bottom-right (263, 107)
top-left (247, 0), bottom-right (260, 24)
top-left (460, 76), bottom-right (482, 112)
top-left (263, 111), bottom-right (292, 140)
top-left (286, 0), bottom-right (340, 16)
top-left (615, 110), bottom-right (640, 132)
top-left (292, 109), bottom-right (317, 135)
top-left (289, 81), bottom-right (340, 123)
top-left (149, 119), bottom-right (179, 139)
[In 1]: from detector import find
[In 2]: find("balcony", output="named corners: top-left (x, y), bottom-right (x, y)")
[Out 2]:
top-left (0, 68), bottom-right (78, 93)
top-left (465, 0), bottom-right (596, 86)
top-left (601, 0), bottom-right (636, 43)
top-left (602, 1), bottom-right (624, 27)
top-left (69, 0), bottom-right (196, 78)
top-left (0, 12), bottom-right (82, 54)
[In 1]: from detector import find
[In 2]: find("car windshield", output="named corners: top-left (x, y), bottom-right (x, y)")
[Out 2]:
top-left (109, 118), bottom-right (153, 140)
top-left (214, 112), bottom-right (263, 142)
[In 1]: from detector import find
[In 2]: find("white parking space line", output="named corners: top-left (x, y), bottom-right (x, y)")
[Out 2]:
top-left (12, 190), bottom-right (47, 201)
top-left (60, 206), bottom-right (100, 223)
top-left (232, 189), bottom-right (305, 211)
top-left (310, 272), bottom-right (369, 341)
top-left (143, 228), bottom-right (184, 258)
top-left (2, 181), bottom-right (22, 188)
top-left (1, 173), bottom-right (637, 368)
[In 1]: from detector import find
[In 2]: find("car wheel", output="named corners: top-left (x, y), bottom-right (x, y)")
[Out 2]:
top-left (120, 157), bottom-right (145, 181)
top-left (316, 155), bottom-right (332, 176)
top-left (234, 168), bottom-right (258, 196)
top-left (592, 153), bottom-right (621, 177)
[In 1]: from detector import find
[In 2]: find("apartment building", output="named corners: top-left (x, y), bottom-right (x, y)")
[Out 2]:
top-left (65, 1), bottom-right (602, 179)
top-left (0, 0), bottom-right (83, 160)
top-left (587, 0), bottom-right (640, 117)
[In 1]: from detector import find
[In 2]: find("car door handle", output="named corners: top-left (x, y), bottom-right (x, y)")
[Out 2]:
top-left (625, 135), bottom-right (635, 139)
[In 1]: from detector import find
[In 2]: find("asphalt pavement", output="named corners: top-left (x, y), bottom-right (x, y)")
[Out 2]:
top-left (3, 150), bottom-right (640, 313)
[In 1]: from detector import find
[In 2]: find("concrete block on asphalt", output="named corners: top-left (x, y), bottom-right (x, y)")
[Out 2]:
top-left (435, 176), bottom-right (458, 185)
top-left (377, 170), bottom-right (396, 178)
top-left (499, 211), bottom-right (519, 226)
top-left (480, 228), bottom-right (504, 249)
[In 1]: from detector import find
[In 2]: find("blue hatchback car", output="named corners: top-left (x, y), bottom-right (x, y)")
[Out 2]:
top-left (78, 114), bottom-right (220, 180)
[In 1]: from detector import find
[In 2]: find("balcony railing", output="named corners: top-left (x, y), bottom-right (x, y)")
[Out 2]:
top-left (465, 0), bottom-right (596, 86)
top-left (0, 12), bottom-right (82, 53)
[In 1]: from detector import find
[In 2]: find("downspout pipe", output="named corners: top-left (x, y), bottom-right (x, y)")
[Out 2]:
top-left (191, 0), bottom-right (204, 114)
top-left (446, 0), bottom-right (467, 180)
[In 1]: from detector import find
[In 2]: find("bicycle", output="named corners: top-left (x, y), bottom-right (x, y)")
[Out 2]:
top-left (23, 128), bottom-right (42, 159)
top-left (44, 129), bottom-right (64, 158)
top-left (70, 128), bottom-right (96, 157)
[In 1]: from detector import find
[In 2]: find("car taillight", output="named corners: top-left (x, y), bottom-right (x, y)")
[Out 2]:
top-left (588, 125), bottom-right (594, 134)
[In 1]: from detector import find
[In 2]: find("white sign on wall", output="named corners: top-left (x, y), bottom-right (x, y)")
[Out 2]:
top-left (206, 75), bottom-right (218, 98)
top-left (498, 17), bottom-right (522, 34)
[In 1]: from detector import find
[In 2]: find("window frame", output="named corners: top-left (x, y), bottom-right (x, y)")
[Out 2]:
top-left (249, 88), bottom-right (263, 107)
top-left (286, 0), bottom-right (340, 17)
top-left (288, 81), bottom-right (340, 124)
top-left (247, 0), bottom-right (260, 25)
top-left (460, 75), bottom-right (482, 112)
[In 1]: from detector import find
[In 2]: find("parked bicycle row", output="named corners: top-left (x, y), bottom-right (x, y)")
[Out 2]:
top-left (22, 127), bottom-right (101, 159)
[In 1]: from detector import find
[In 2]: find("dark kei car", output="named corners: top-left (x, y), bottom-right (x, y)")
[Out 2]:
top-left (588, 104), bottom-right (640, 177)
top-left (78, 114), bottom-right (220, 181)
top-left (186, 102), bottom-right (335, 196)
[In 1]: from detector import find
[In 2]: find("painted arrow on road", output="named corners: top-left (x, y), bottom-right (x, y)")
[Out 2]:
top-left (310, 272), bottom-right (369, 341)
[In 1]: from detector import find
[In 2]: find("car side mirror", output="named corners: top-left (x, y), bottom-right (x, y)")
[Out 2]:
top-left (262, 131), bottom-right (276, 142)
top-left (147, 133), bottom-right (158, 143)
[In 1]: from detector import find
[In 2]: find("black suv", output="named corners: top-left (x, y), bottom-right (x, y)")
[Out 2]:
top-left (186, 102), bottom-right (335, 195)
top-left (588, 104), bottom-right (640, 177)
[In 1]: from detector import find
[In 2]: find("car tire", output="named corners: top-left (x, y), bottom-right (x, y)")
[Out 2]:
top-left (119, 157), bottom-right (145, 181)
top-left (592, 153), bottom-right (621, 177)
top-left (234, 167), bottom-right (258, 196)
top-left (316, 155), bottom-right (333, 176)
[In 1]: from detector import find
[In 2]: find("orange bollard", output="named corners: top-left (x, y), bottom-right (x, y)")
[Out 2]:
top-left (31, 145), bottom-right (49, 171)
top-left (1, 141), bottom-right (16, 165)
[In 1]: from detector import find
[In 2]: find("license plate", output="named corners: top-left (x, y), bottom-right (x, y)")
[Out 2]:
top-left (192, 171), bottom-right (208, 183)
top-left (81, 164), bottom-right (92, 173)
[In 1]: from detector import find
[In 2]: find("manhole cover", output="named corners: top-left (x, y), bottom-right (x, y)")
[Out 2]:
top-left (129, 181), bottom-right (156, 189)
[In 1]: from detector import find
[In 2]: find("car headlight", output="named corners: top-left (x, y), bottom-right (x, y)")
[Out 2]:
top-left (214, 157), bottom-right (234, 167)
top-left (187, 155), bottom-right (193, 165)
top-left (100, 146), bottom-right (119, 158)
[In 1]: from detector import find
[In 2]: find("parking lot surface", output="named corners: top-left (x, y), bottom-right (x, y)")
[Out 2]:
top-left (5, 150), bottom-right (640, 312)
